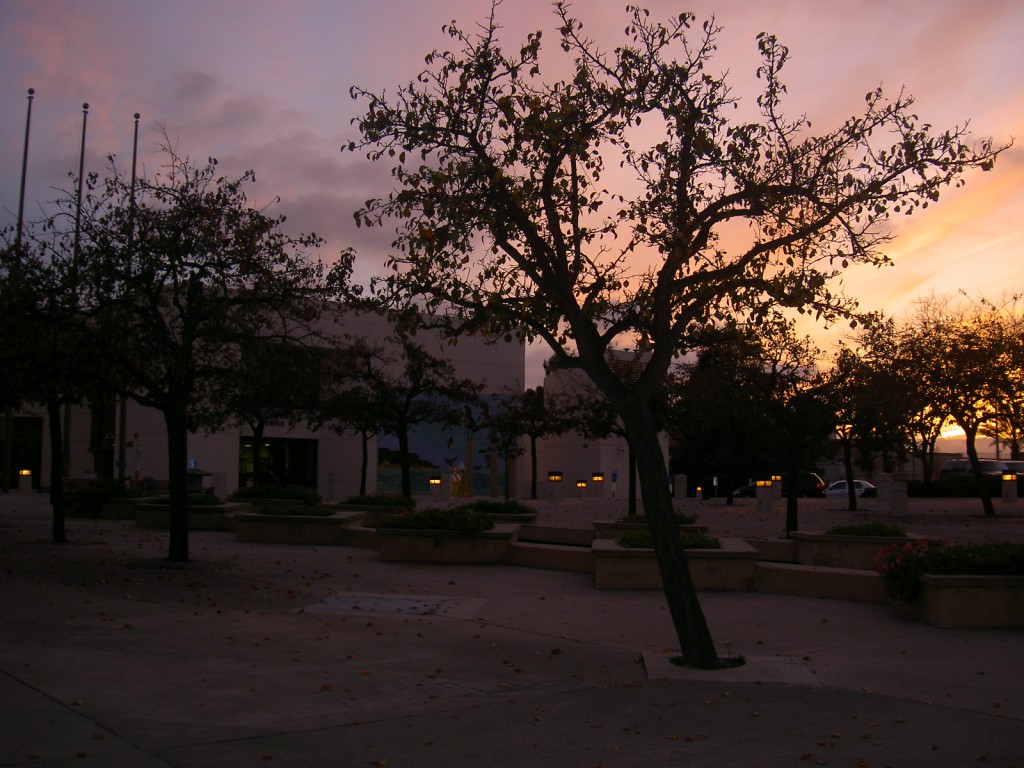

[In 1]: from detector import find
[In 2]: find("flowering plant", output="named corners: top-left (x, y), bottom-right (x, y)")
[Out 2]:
top-left (874, 539), bottom-right (945, 603)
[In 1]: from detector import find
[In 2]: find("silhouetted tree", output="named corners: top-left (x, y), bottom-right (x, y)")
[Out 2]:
top-left (345, 3), bottom-right (1004, 667)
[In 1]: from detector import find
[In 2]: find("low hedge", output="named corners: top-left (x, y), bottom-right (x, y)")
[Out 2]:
top-left (344, 494), bottom-right (416, 510)
top-left (908, 475), bottom-right (1024, 498)
top-left (617, 511), bottom-right (699, 525)
top-left (230, 485), bottom-right (322, 506)
top-left (378, 505), bottom-right (495, 534)
top-left (825, 523), bottom-right (908, 537)
top-left (616, 530), bottom-right (721, 549)
top-left (876, 540), bottom-right (1024, 603)
top-left (253, 505), bottom-right (335, 517)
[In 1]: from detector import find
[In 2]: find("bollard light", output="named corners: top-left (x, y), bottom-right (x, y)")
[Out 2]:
top-left (756, 479), bottom-right (771, 488)
top-left (547, 471), bottom-right (563, 482)
top-left (576, 480), bottom-right (587, 489)
top-left (18, 469), bottom-right (31, 477)
top-left (428, 476), bottom-right (442, 486)
top-left (591, 472), bottom-right (605, 483)
top-left (1002, 473), bottom-right (1017, 482)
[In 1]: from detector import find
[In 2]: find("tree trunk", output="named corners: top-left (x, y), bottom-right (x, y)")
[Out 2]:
top-left (251, 421), bottom-right (266, 487)
top-left (842, 437), bottom-right (858, 512)
top-left (164, 406), bottom-right (191, 561)
top-left (627, 442), bottom-right (638, 517)
top-left (620, 404), bottom-right (724, 670)
top-left (964, 425), bottom-right (996, 516)
top-left (784, 468), bottom-right (799, 535)
top-left (46, 398), bottom-right (67, 543)
top-left (529, 435), bottom-right (538, 500)
top-left (359, 430), bottom-right (369, 496)
top-left (397, 421), bottom-right (412, 498)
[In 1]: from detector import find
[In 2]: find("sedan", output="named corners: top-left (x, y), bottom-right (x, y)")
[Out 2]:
top-left (825, 480), bottom-right (877, 498)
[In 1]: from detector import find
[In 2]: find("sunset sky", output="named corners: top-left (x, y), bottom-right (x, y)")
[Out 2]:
top-left (2, 0), bottom-right (1022, 387)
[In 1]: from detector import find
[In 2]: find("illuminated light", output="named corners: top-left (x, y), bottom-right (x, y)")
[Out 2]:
top-left (547, 471), bottom-right (563, 482)
top-left (428, 476), bottom-right (442, 486)
top-left (756, 480), bottom-right (771, 488)
top-left (771, 475), bottom-right (781, 482)
top-left (18, 469), bottom-right (31, 476)
top-left (591, 472), bottom-right (605, 482)
top-left (1002, 473), bottom-right (1017, 482)
top-left (576, 480), bottom-right (587, 489)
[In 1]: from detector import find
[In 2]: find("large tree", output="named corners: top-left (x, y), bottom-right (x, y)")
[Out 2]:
top-left (345, 3), bottom-right (1004, 667)
top-left (77, 142), bottom-right (330, 561)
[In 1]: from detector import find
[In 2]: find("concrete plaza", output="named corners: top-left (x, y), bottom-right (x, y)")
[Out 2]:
top-left (1, 492), bottom-right (1022, 766)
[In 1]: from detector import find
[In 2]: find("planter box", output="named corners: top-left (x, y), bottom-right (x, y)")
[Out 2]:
top-left (592, 538), bottom-right (759, 590)
top-left (908, 575), bottom-right (1024, 628)
top-left (379, 524), bottom-right (518, 564)
top-left (791, 531), bottom-right (913, 570)
top-left (135, 502), bottom-right (251, 532)
top-left (593, 520), bottom-right (707, 540)
top-left (234, 510), bottom-right (366, 546)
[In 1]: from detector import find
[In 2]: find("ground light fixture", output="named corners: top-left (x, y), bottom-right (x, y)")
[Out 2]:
top-left (547, 471), bottom-right (563, 482)
top-left (591, 472), bottom-right (604, 483)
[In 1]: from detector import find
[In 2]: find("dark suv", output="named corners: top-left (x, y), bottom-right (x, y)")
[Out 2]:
top-left (732, 471), bottom-right (826, 498)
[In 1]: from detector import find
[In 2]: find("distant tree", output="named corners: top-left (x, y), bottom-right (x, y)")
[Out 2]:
top-left (0, 220), bottom-right (110, 541)
top-left (197, 338), bottom-right (324, 488)
top-left (346, 3), bottom-right (1005, 667)
top-left (74, 141), bottom-right (330, 561)
top-left (484, 386), bottom-right (568, 499)
top-left (320, 337), bottom-right (482, 498)
top-left (901, 296), bottom-right (1004, 515)
top-left (976, 296), bottom-right (1024, 461)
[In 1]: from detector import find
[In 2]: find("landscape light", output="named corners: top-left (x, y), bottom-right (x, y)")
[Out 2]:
top-left (547, 471), bottom-right (563, 482)
top-left (1002, 473), bottom-right (1017, 482)
top-left (576, 480), bottom-right (587, 489)
top-left (591, 472), bottom-right (605, 482)
top-left (428, 476), bottom-right (442, 486)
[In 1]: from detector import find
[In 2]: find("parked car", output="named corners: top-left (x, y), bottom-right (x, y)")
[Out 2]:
top-left (732, 471), bottom-right (826, 498)
top-left (824, 480), bottom-right (877, 498)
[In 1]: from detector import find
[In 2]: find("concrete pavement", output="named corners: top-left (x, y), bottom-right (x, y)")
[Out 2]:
top-left (1, 492), bottom-right (1022, 767)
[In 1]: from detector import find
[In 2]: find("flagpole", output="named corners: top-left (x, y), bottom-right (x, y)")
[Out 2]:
top-left (4, 88), bottom-right (35, 493)
top-left (117, 112), bottom-right (140, 488)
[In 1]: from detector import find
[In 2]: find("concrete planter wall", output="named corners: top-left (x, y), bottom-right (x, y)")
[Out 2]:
top-left (592, 520), bottom-right (707, 540)
top-left (135, 502), bottom-right (251, 532)
top-left (908, 575), bottom-right (1024, 628)
top-left (592, 538), bottom-right (759, 590)
top-left (234, 510), bottom-right (370, 546)
top-left (378, 524), bottom-right (518, 563)
top-left (790, 532), bottom-right (913, 570)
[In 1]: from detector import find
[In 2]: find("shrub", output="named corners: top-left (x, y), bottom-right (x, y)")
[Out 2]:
top-left (617, 511), bottom-right (698, 525)
top-left (344, 494), bottom-right (416, 510)
top-left (231, 485), bottom-right (322, 506)
top-left (875, 540), bottom-right (1024, 603)
top-left (825, 523), bottom-right (908, 537)
top-left (378, 506), bottom-right (495, 534)
top-left (150, 493), bottom-right (223, 506)
top-left (458, 499), bottom-right (534, 516)
top-left (616, 530), bottom-right (720, 549)
top-left (254, 505), bottom-right (335, 517)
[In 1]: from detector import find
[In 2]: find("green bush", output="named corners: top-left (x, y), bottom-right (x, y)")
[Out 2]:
top-left (150, 494), bottom-right (223, 506)
top-left (875, 540), bottom-right (1024, 603)
top-left (825, 523), bottom-right (908, 537)
top-left (254, 505), bottom-right (335, 517)
top-left (344, 494), bottom-right (416, 510)
top-left (616, 530), bottom-right (720, 549)
top-left (458, 499), bottom-right (534, 516)
top-left (617, 511), bottom-right (698, 525)
top-left (378, 506), bottom-right (495, 534)
top-left (231, 485), bottom-right (322, 506)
